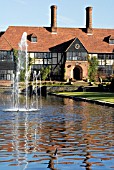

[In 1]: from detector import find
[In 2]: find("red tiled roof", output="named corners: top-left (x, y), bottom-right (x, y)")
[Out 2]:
top-left (0, 34), bottom-right (13, 50)
top-left (109, 35), bottom-right (114, 40)
top-left (0, 26), bottom-right (114, 53)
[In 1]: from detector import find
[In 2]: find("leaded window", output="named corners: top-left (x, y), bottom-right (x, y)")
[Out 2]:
top-left (0, 51), bottom-right (13, 61)
top-left (66, 52), bottom-right (87, 61)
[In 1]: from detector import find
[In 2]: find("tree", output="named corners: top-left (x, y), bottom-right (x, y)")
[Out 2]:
top-left (87, 55), bottom-right (98, 82)
top-left (41, 66), bottom-right (51, 81)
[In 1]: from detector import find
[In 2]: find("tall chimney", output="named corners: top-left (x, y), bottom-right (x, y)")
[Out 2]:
top-left (50, 5), bottom-right (57, 33)
top-left (86, 7), bottom-right (93, 34)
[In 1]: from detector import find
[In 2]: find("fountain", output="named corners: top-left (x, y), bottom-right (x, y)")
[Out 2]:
top-left (4, 32), bottom-right (41, 112)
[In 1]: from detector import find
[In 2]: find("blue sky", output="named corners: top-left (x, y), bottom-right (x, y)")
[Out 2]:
top-left (0, 0), bottom-right (114, 31)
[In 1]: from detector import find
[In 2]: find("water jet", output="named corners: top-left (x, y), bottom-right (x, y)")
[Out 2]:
top-left (4, 32), bottom-right (41, 112)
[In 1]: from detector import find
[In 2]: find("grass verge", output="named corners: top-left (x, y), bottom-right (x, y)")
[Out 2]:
top-left (56, 92), bottom-right (114, 103)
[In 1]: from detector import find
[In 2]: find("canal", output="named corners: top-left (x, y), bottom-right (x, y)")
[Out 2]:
top-left (0, 91), bottom-right (114, 170)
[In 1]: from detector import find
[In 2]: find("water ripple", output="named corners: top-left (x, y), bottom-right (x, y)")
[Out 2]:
top-left (0, 95), bottom-right (114, 169)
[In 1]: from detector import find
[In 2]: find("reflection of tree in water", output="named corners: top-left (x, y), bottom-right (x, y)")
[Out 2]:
top-left (82, 132), bottom-right (92, 170)
top-left (47, 158), bottom-right (56, 170)
top-left (83, 151), bottom-right (92, 170)
top-left (47, 148), bottom-right (58, 170)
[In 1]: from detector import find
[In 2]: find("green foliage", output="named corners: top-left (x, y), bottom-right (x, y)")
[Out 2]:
top-left (87, 55), bottom-right (98, 82)
top-left (28, 56), bottom-right (34, 69)
top-left (13, 49), bottom-right (24, 81)
top-left (13, 49), bottom-right (18, 62)
top-left (20, 70), bottom-right (25, 81)
top-left (41, 66), bottom-right (51, 81)
top-left (13, 49), bottom-right (33, 81)
top-left (13, 49), bottom-right (33, 82)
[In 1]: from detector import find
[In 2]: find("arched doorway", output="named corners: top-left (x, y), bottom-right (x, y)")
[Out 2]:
top-left (73, 66), bottom-right (83, 80)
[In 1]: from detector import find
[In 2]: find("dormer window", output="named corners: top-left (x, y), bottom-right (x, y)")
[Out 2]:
top-left (31, 36), bottom-right (37, 42)
top-left (109, 35), bottom-right (114, 44)
top-left (27, 33), bottom-right (37, 43)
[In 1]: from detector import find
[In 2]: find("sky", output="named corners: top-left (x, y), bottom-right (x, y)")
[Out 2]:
top-left (0, 0), bottom-right (114, 31)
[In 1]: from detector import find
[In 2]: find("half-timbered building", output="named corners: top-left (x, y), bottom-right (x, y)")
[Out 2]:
top-left (0, 5), bottom-right (114, 81)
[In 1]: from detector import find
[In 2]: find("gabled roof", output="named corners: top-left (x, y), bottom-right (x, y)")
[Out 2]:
top-left (65, 38), bottom-right (87, 52)
top-left (0, 26), bottom-right (114, 53)
top-left (49, 39), bottom-right (74, 52)
top-left (31, 33), bottom-right (37, 37)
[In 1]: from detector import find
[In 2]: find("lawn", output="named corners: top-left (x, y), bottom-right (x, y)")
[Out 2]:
top-left (57, 92), bottom-right (114, 103)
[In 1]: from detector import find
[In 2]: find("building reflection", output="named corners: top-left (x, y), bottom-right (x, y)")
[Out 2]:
top-left (0, 95), bottom-right (114, 169)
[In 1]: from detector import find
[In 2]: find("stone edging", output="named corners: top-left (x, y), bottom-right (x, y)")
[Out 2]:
top-left (50, 93), bottom-right (114, 107)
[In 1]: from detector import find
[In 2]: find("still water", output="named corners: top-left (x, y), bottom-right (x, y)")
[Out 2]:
top-left (0, 91), bottom-right (114, 170)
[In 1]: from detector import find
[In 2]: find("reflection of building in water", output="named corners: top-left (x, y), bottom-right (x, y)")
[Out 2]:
top-left (62, 97), bottom-right (114, 168)
top-left (79, 104), bottom-right (114, 169)
top-left (63, 98), bottom-right (74, 107)
top-left (0, 111), bottom-right (42, 168)
top-left (0, 96), bottom-right (114, 169)
top-left (63, 98), bottom-right (88, 114)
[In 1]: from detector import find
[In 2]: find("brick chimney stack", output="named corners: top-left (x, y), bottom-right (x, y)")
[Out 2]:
top-left (50, 5), bottom-right (57, 33)
top-left (86, 7), bottom-right (93, 34)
